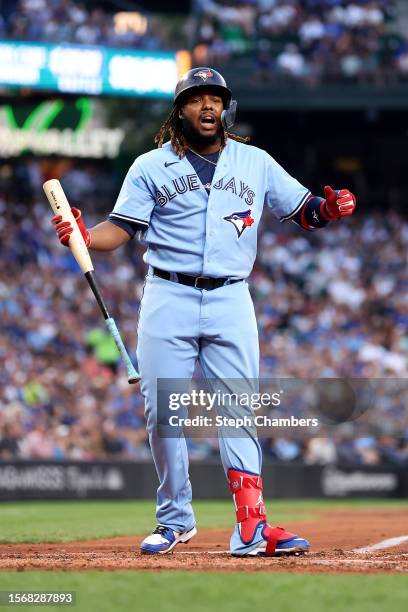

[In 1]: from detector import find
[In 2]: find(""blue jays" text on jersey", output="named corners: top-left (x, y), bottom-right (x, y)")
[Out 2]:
top-left (110, 139), bottom-right (310, 278)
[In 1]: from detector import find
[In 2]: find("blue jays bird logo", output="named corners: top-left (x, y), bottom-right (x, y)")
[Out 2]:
top-left (194, 69), bottom-right (213, 81)
top-left (224, 209), bottom-right (255, 238)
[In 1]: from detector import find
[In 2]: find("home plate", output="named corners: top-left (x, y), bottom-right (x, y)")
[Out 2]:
top-left (353, 535), bottom-right (408, 553)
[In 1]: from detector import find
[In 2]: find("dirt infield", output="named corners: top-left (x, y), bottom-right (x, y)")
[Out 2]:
top-left (1, 509), bottom-right (407, 574)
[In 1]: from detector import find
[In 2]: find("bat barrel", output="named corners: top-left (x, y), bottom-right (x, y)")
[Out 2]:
top-left (43, 179), bottom-right (94, 274)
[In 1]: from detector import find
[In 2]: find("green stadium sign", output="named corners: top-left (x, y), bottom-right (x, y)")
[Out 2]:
top-left (0, 98), bottom-right (125, 158)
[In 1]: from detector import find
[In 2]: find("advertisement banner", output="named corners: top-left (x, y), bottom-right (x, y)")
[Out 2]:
top-left (0, 462), bottom-right (405, 501)
top-left (0, 97), bottom-right (125, 158)
top-left (0, 41), bottom-right (190, 98)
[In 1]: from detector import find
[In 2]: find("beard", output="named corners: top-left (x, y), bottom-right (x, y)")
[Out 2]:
top-left (181, 115), bottom-right (222, 147)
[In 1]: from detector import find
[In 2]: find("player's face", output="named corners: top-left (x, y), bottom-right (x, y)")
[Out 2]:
top-left (180, 89), bottom-right (224, 146)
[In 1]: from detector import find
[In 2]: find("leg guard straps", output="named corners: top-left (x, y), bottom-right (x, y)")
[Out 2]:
top-left (263, 525), bottom-right (286, 557)
top-left (228, 469), bottom-right (267, 544)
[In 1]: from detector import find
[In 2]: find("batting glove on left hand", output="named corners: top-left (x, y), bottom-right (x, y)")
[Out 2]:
top-left (323, 185), bottom-right (356, 220)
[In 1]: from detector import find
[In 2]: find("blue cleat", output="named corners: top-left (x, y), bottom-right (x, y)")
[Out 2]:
top-left (231, 524), bottom-right (310, 557)
top-left (140, 525), bottom-right (197, 554)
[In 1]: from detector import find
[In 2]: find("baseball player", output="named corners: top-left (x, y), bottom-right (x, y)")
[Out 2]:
top-left (52, 67), bottom-right (356, 557)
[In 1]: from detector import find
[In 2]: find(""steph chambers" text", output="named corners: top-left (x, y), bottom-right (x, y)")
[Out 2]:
top-left (168, 415), bottom-right (319, 428)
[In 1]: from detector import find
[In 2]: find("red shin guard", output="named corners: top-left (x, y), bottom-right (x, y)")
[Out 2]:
top-left (228, 469), bottom-right (295, 556)
top-left (228, 469), bottom-right (267, 544)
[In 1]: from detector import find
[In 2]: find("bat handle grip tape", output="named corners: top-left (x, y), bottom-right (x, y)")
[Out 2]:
top-left (105, 317), bottom-right (140, 384)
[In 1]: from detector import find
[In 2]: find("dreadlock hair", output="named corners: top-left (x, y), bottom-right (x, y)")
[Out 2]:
top-left (154, 105), bottom-right (249, 157)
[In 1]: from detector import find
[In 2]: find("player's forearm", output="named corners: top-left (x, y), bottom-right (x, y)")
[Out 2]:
top-left (293, 196), bottom-right (329, 231)
top-left (293, 188), bottom-right (356, 231)
top-left (89, 220), bottom-right (131, 251)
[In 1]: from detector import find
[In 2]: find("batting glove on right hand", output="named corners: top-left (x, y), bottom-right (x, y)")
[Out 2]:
top-left (51, 207), bottom-right (91, 247)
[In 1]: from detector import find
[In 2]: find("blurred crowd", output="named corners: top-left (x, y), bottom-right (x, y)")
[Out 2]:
top-left (193, 0), bottom-right (408, 85)
top-left (0, 160), bottom-right (407, 465)
top-left (3, 1), bottom-right (408, 86)
top-left (0, 0), bottom-right (170, 50)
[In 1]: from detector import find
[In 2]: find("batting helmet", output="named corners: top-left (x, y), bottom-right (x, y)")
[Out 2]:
top-left (174, 67), bottom-right (231, 105)
top-left (174, 67), bottom-right (237, 130)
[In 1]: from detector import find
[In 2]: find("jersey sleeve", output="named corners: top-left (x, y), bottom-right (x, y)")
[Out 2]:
top-left (109, 159), bottom-right (155, 231)
top-left (263, 152), bottom-right (311, 222)
top-left (108, 217), bottom-right (139, 239)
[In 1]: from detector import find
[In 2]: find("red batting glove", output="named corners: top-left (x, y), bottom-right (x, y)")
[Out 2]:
top-left (51, 207), bottom-right (91, 247)
top-left (322, 185), bottom-right (356, 221)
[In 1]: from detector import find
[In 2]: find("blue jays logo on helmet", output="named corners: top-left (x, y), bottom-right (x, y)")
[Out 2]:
top-left (224, 209), bottom-right (255, 238)
top-left (193, 69), bottom-right (214, 81)
top-left (174, 67), bottom-right (232, 108)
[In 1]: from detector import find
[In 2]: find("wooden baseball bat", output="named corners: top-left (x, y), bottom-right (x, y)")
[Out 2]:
top-left (43, 179), bottom-right (140, 384)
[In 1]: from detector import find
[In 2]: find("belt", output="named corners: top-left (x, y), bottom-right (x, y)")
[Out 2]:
top-left (152, 267), bottom-right (243, 291)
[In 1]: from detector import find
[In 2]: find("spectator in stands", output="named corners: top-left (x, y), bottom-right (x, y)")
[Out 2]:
top-left (276, 42), bottom-right (306, 77)
top-left (353, 436), bottom-right (381, 465)
top-left (0, 420), bottom-right (22, 459)
top-left (253, 41), bottom-right (274, 83)
top-left (305, 436), bottom-right (337, 464)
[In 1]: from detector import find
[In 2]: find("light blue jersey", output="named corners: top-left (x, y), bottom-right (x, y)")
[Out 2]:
top-left (110, 139), bottom-right (310, 278)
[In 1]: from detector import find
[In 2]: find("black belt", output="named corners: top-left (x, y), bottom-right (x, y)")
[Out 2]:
top-left (153, 267), bottom-right (243, 291)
